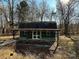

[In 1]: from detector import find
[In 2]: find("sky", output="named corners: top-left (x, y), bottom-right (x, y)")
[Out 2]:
top-left (47, 0), bottom-right (56, 9)
top-left (36, 0), bottom-right (56, 9)
top-left (60, 0), bottom-right (70, 4)
top-left (0, 0), bottom-right (79, 24)
top-left (2, 0), bottom-right (78, 22)
top-left (1, 0), bottom-right (57, 11)
top-left (1, 0), bottom-right (71, 11)
top-left (35, 0), bottom-right (57, 12)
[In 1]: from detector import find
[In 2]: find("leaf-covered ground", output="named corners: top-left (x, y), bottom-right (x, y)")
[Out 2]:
top-left (0, 36), bottom-right (77, 59)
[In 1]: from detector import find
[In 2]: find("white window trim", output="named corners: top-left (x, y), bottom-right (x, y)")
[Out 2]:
top-left (32, 31), bottom-right (41, 39)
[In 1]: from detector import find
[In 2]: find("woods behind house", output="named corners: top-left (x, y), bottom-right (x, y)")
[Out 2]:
top-left (0, 0), bottom-right (79, 36)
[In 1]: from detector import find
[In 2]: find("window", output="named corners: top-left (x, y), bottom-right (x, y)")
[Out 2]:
top-left (20, 31), bottom-right (27, 37)
top-left (42, 31), bottom-right (55, 39)
top-left (26, 31), bottom-right (32, 39)
top-left (32, 31), bottom-right (41, 39)
top-left (20, 30), bottom-right (55, 39)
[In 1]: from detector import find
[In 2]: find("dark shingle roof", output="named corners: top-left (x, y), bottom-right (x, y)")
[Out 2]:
top-left (19, 22), bottom-right (57, 29)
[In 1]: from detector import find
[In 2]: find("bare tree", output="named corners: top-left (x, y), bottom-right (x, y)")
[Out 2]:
top-left (0, 0), bottom-right (14, 26)
top-left (0, 0), bottom-right (16, 27)
top-left (28, 0), bottom-right (38, 21)
top-left (0, 7), bottom-right (3, 28)
top-left (57, 0), bottom-right (79, 36)
top-left (16, 0), bottom-right (29, 22)
top-left (38, 0), bottom-right (50, 21)
top-left (7, 0), bottom-right (14, 26)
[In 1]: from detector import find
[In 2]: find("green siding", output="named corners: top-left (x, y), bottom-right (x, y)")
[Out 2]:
top-left (42, 31), bottom-right (55, 39)
top-left (20, 31), bottom-right (55, 40)
top-left (20, 31), bottom-right (32, 39)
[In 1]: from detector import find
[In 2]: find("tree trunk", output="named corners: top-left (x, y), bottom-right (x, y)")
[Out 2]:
top-left (64, 23), bottom-right (69, 36)
top-left (64, 17), bottom-right (70, 37)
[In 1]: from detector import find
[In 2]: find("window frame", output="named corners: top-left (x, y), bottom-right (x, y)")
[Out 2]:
top-left (42, 31), bottom-right (55, 39)
top-left (32, 31), bottom-right (41, 39)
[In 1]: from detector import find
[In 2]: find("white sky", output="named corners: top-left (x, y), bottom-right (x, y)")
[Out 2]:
top-left (60, 0), bottom-right (70, 4)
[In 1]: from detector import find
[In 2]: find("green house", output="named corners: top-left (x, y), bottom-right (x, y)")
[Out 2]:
top-left (16, 22), bottom-right (59, 49)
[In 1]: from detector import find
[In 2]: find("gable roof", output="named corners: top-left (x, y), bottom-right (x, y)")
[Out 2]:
top-left (19, 22), bottom-right (57, 29)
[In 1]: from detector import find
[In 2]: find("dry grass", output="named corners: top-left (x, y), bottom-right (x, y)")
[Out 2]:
top-left (53, 36), bottom-right (76, 59)
top-left (0, 36), bottom-right (76, 59)
top-left (0, 35), bottom-right (19, 40)
top-left (0, 47), bottom-right (38, 59)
